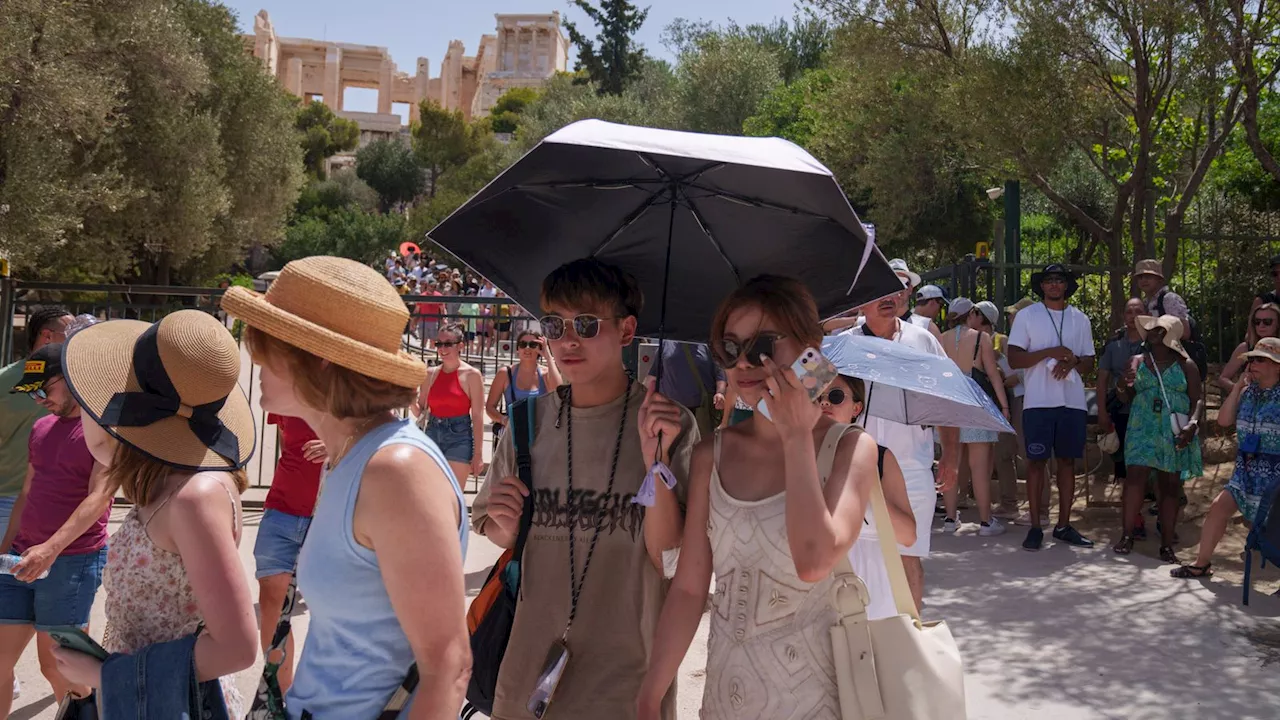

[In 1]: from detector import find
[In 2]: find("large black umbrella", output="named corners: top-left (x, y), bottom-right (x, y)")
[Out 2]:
top-left (428, 119), bottom-right (901, 345)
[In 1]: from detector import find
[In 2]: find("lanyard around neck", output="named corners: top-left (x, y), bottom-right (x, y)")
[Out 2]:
top-left (1044, 305), bottom-right (1066, 347)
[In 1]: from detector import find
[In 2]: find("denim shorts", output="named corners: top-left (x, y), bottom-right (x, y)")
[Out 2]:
top-left (254, 509), bottom-right (312, 579)
top-left (1023, 407), bottom-right (1087, 460)
top-left (426, 415), bottom-right (474, 463)
top-left (0, 495), bottom-right (17, 540)
top-left (0, 547), bottom-right (107, 630)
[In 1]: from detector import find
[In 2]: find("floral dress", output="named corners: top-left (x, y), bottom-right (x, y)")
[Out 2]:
top-left (1124, 359), bottom-right (1202, 481)
top-left (1229, 384), bottom-right (1280, 522)
top-left (103, 494), bottom-right (244, 716)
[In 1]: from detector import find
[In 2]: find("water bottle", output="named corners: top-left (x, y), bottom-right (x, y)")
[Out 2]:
top-left (0, 554), bottom-right (49, 580)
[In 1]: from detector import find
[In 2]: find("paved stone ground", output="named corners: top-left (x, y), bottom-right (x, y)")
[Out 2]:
top-left (8, 506), bottom-right (1279, 719)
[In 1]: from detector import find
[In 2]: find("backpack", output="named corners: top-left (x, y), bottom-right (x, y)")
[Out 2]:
top-left (461, 397), bottom-right (536, 718)
top-left (1156, 289), bottom-right (1207, 380)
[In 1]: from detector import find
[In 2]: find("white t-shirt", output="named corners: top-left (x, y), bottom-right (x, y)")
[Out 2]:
top-left (906, 312), bottom-right (934, 331)
top-left (1008, 302), bottom-right (1095, 411)
top-left (845, 320), bottom-right (945, 495)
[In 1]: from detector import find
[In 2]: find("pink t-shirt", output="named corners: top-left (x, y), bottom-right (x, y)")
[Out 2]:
top-left (15, 415), bottom-right (110, 555)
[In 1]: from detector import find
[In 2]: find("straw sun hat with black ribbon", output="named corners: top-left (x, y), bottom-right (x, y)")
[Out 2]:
top-left (1136, 315), bottom-right (1190, 361)
top-left (220, 256), bottom-right (426, 389)
top-left (62, 309), bottom-right (256, 471)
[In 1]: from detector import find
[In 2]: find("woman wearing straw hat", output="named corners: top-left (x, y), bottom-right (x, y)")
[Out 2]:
top-left (223, 256), bottom-right (470, 719)
top-left (1173, 337), bottom-right (1280, 579)
top-left (1113, 315), bottom-right (1203, 560)
top-left (49, 310), bottom-right (260, 714)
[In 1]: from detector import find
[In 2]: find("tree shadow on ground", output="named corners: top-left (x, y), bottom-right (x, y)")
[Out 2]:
top-left (929, 530), bottom-right (1280, 720)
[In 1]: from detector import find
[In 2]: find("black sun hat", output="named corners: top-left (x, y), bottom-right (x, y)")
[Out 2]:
top-left (1029, 263), bottom-right (1080, 299)
top-left (9, 344), bottom-right (63, 394)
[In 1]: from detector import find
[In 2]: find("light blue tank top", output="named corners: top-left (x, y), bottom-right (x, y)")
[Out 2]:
top-left (286, 419), bottom-right (467, 720)
top-left (505, 366), bottom-right (548, 406)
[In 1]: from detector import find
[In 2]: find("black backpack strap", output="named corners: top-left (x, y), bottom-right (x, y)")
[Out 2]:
top-left (1155, 288), bottom-right (1167, 316)
top-left (509, 396), bottom-right (537, 594)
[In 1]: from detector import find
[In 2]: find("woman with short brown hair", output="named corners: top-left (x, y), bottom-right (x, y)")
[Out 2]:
top-left (224, 256), bottom-right (469, 719)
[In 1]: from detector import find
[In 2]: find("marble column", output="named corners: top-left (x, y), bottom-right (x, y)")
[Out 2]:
top-left (323, 46), bottom-right (342, 109)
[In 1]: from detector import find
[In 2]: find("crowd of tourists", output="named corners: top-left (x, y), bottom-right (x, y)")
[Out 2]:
top-left (0, 246), bottom-right (1275, 719)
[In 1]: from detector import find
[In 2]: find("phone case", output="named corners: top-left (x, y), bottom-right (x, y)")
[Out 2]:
top-left (527, 639), bottom-right (571, 718)
top-left (48, 627), bottom-right (109, 661)
top-left (792, 348), bottom-right (839, 403)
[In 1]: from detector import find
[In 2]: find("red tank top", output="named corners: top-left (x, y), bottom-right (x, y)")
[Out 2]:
top-left (427, 369), bottom-right (471, 418)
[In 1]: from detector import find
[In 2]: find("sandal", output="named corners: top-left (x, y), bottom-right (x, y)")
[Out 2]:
top-left (1113, 536), bottom-right (1134, 555)
top-left (1159, 545), bottom-right (1178, 564)
top-left (1170, 563), bottom-right (1213, 579)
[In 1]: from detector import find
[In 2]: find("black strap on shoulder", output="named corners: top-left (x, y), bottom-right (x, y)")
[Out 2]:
top-left (1155, 288), bottom-right (1167, 316)
top-left (509, 396), bottom-right (537, 594)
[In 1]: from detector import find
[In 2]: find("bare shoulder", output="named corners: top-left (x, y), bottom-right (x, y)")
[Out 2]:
top-left (169, 471), bottom-right (239, 513)
top-left (366, 443), bottom-right (444, 484)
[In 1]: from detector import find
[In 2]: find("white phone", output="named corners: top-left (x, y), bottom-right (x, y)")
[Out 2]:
top-left (636, 341), bottom-right (659, 382)
top-left (755, 347), bottom-right (839, 421)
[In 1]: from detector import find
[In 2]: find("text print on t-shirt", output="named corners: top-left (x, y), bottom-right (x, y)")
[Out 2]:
top-left (531, 487), bottom-right (646, 541)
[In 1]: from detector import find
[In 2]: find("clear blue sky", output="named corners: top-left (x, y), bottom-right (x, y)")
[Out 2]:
top-left (224, 0), bottom-right (801, 120)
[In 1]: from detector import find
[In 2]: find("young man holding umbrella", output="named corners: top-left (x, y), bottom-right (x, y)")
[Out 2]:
top-left (471, 258), bottom-right (698, 720)
top-left (847, 276), bottom-right (960, 611)
top-left (1007, 264), bottom-right (1097, 551)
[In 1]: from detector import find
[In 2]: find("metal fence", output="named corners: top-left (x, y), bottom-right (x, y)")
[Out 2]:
top-left (1, 279), bottom-right (534, 490)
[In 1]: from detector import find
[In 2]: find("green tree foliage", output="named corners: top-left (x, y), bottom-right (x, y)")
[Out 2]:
top-left (296, 100), bottom-right (359, 179)
top-left (665, 15), bottom-right (832, 85)
top-left (296, 169), bottom-right (380, 217)
top-left (413, 99), bottom-right (483, 197)
top-left (276, 209), bottom-right (406, 266)
top-left (743, 68), bottom-right (835, 145)
top-left (0, 0), bottom-right (303, 284)
top-left (675, 32), bottom-right (781, 135)
top-left (563, 0), bottom-right (650, 95)
top-left (356, 138), bottom-right (423, 212)
top-left (489, 87), bottom-right (541, 134)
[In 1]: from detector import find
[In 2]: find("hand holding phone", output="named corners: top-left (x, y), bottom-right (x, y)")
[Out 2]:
top-left (756, 348), bottom-right (839, 434)
top-left (48, 626), bottom-right (109, 661)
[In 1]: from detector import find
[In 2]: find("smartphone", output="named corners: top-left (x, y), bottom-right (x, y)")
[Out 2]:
top-left (636, 341), bottom-right (659, 383)
top-left (48, 626), bottom-right (108, 661)
top-left (526, 639), bottom-right (570, 718)
top-left (755, 347), bottom-right (839, 421)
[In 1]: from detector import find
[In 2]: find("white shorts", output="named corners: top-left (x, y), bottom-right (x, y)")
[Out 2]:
top-left (848, 539), bottom-right (896, 621)
top-left (899, 466), bottom-right (936, 558)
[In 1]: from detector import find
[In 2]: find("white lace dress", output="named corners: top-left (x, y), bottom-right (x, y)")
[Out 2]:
top-left (702, 432), bottom-right (840, 719)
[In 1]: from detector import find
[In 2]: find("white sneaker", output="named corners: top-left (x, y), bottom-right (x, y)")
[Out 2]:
top-left (12, 677), bottom-right (18, 698)
top-left (943, 515), bottom-right (959, 533)
top-left (979, 517), bottom-right (1007, 536)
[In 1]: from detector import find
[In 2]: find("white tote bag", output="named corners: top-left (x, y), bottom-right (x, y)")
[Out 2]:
top-left (817, 424), bottom-right (966, 720)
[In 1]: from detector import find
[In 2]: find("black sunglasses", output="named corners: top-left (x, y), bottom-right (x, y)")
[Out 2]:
top-left (718, 333), bottom-right (786, 367)
top-left (819, 388), bottom-right (848, 405)
top-left (539, 314), bottom-right (618, 340)
top-left (1255, 317), bottom-right (1275, 327)
top-left (517, 340), bottom-right (542, 350)
top-left (27, 376), bottom-right (62, 401)
top-left (435, 340), bottom-right (459, 348)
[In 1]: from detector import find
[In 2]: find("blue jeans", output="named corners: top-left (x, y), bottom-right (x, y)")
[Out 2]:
top-left (426, 415), bottom-right (474, 463)
top-left (0, 547), bottom-right (107, 630)
top-left (253, 509), bottom-right (311, 579)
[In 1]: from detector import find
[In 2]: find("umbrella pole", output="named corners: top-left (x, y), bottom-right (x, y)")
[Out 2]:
top-left (652, 183), bottom-right (678, 390)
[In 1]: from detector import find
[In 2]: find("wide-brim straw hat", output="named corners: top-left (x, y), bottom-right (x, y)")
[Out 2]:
top-left (1136, 315), bottom-right (1189, 361)
top-left (1241, 337), bottom-right (1280, 364)
top-left (1005, 297), bottom-right (1036, 314)
top-left (221, 256), bottom-right (426, 389)
top-left (62, 310), bottom-right (255, 471)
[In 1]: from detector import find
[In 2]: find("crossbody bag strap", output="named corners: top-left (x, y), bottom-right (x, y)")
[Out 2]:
top-left (381, 405), bottom-right (528, 718)
top-left (817, 423), bottom-right (864, 596)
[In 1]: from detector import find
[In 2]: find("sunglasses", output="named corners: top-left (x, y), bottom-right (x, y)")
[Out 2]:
top-left (435, 340), bottom-right (459, 348)
top-left (517, 340), bottom-right (542, 350)
top-left (819, 388), bottom-right (852, 405)
top-left (1042, 276), bottom-right (1067, 285)
top-left (1247, 356), bottom-right (1277, 366)
top-left (718, 333), bottom-right (786, 367)
top-left (27, 376), bottom-right (62, 401)
top-left (539, 314), bottom-right (618, 340)
top-left (1255, 317), bottom-right (1276, 327)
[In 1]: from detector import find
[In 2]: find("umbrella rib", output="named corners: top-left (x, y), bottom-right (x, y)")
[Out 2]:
top-left (683, 182), bottom-right (840, 223)
top-left (587, 186), bottom-right (672, 258)
top-left (678, 187), bottom-right (742, 285)
top-left (515, 179), bottom-right (667, 191)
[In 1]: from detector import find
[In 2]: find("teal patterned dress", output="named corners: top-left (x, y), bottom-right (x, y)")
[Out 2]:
top-left (1124, 359), bottom-right (1203, 481)
top-left (1229, 384), bottom-right (1280, 522)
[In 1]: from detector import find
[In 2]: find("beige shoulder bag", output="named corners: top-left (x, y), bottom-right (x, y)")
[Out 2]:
top-left (816, 423), bottom-right (966, 720)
